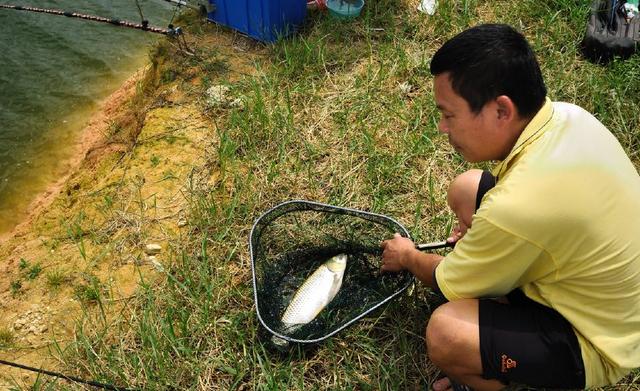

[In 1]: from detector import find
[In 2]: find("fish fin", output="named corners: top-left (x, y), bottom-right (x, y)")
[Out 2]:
top-left (327, 272), bottom-right (344, 300)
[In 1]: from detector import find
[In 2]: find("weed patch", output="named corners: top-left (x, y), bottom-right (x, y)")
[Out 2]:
top-left (0, 328), bottom-right (14, 348)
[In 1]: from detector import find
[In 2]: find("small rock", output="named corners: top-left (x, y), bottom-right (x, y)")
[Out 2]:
top-left (205, 85), bottom-right (230, 107)
top-left (40, 325), bottom-right (48, 333)
top-left (417, 0), bottom-right (438, 15)
top-left (148, 256), bottom-right (165, 272)
top-left (145, 243), bottom-right (162, 255)
top-left (398, 81), bottom-right (413, 95)
top-left (228, 98), bottom-right (245, 110)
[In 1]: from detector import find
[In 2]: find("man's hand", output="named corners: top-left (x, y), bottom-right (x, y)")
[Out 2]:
top-left (381, 233), bottom-right (444, 288)
top-left (380, 233), bottom-right (418, 272)
top-left (447, 224), bottom-right (464, 244)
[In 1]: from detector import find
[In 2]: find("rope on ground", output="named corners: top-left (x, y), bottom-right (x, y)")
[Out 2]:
top-left (0, 4), bottom-right (178, 36)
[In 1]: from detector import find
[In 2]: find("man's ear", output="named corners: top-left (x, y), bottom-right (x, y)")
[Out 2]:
top-left (494, 95), bottom-right (517, 121)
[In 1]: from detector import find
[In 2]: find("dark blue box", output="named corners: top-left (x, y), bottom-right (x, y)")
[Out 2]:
top-left (207, 0), bottom-right (307, 42)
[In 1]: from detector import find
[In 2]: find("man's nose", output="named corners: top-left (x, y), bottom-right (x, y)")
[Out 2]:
top-left (438, 119), bottom-right (448, 134)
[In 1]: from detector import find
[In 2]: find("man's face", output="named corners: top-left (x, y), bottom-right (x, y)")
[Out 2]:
top-left (433, 73), bottom-right (509, 163)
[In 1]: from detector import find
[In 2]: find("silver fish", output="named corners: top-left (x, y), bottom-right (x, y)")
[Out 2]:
top-left (282, 253), bottom-right (348, 327)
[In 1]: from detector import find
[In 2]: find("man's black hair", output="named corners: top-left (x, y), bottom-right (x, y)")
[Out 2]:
top-left (430, 24), bottom-right (547, 118)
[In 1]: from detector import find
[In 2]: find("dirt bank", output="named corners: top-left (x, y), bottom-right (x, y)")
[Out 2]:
top-left (0, 24), bottom-right (262, 388)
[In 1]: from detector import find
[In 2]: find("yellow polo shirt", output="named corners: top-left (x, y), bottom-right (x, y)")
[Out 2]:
top-left (435, 98), bottom-right (640, 387)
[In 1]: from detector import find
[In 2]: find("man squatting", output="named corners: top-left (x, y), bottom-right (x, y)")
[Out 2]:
top-left (381, 24), bottom-right (640, 390)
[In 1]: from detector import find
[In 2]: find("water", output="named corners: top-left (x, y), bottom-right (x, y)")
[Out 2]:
top-left (0, 0), bottom-right (175, 234)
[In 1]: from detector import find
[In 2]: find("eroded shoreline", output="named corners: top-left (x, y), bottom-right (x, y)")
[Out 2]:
top-left (0, 69), bottom-right (146, 243)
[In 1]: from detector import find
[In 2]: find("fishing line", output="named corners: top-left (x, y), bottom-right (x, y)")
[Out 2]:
top-left (168, 5), bottom-right (179, 28)
top-left (157, 0), bottom-right (202, 12)
top-left (0, 359), bottom-right (136, 391)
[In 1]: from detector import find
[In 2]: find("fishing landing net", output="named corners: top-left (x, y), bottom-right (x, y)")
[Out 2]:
top-left (250, 200), bottom-right (414, 346)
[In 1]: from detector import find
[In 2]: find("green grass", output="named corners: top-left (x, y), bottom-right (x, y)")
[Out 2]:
top-left (26, 263), bottom-right (42, 280)
top-left (18, 258), bottom-right (28, 270)
top-left (17, 258), bottom-right (43, 280)
top-left (10, 280), bottom-right (22, 297)
top-left (33, 1), bottom-right (640, 390)
top-left (73, 273), bottom-right (104, 305)
top-left (150, 154), bottom-right (161, 167)
top-left (0, 327), bottom-right (14, 349)
top-left (45, 269), bottom-right (70, 290)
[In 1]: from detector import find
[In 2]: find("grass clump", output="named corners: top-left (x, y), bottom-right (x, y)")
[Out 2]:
top-left (26, 263), bottom-right (42, 280)
top-left (0, 328), bottom-right (14, 348)
top-left (17, 258), bottom-right (43, 280)
top-left (10, 280), bottom-right (22, 297)
top-left (73, 274), bottom-right (104, 305)
top-left (45, 269), bottom-right (70, 290)
top-left (74, 284), bottom-right (101, 304)
top-left (150, 154), bottom-right (161, 167)
top-left (18, 258), bottom-right (28, 270)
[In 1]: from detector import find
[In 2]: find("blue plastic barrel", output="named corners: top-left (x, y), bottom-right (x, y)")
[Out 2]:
top-left (207, 0), bottom-right (307, 42)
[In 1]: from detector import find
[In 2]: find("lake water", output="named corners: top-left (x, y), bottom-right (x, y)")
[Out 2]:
top-left (0, 0), bottom-right (174, 234)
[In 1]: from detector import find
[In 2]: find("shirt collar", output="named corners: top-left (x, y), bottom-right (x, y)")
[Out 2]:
top-left (492, 97), bottom-right (554, 180)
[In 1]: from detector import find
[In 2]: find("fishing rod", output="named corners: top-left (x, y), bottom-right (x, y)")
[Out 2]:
top-left (0, 359), bottom-right (137, 391)
top-left (0, 4), bottom-right (179, 36)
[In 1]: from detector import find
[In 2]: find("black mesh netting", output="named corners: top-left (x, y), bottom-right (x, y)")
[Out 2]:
top-left (250, 200), bottom-right (414, 344)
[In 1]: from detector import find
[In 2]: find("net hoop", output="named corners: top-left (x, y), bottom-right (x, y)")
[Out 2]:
top-left (249, 199), bottom-right (414, 344)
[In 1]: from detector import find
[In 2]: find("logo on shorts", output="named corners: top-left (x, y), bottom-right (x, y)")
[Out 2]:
top-left (501, 354), bottom-right (517, 373)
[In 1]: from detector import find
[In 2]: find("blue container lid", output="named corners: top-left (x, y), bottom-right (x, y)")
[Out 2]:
top-left (326, 0), bottom-right (364, 19)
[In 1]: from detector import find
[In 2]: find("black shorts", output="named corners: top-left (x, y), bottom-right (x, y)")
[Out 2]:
top-left (476, 170), bottom-right (496, 211)
top-left (479, 289), bottom-right (586, 388)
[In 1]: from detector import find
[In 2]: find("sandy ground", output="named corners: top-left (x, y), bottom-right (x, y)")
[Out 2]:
top-left (0, 27), bottom-right (263, 388)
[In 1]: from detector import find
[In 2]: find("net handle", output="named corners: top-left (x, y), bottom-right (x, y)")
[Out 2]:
top-left (415, 240), bottom-right (454, 251)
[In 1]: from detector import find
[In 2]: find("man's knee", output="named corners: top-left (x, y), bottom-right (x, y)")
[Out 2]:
top-left (426, 300), bottom-right (479, 370)
top-left (426, 304), bottom-right (458, 367)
